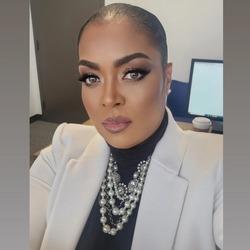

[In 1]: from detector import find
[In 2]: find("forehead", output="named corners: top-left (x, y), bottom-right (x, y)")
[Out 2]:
top-left (78, 18), bottom-right (160, 62)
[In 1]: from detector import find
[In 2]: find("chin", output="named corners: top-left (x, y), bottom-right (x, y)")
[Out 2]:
top-left (110, 143), bottom-right (135, 149)
top-left (95, 126), bottom-right (130, 148)
top-left (101, 133), bottom-right (135, 149)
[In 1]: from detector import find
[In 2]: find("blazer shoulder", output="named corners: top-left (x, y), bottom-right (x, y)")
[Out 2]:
top-left (181, 131), bottom-right (223, 178)
top-left (51, 122), bottom-right (98, 163)
top-left (185, 130), bottom-right (223, 154)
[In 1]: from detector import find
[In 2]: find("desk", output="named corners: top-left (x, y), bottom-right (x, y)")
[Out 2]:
top-left (176, 121), bottom-right (194, 131)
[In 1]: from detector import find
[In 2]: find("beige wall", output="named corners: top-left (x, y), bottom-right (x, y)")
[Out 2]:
top-left (105, 0), bottom-right (223, 82)
top-left (30, 5), bottom-right (42, 117)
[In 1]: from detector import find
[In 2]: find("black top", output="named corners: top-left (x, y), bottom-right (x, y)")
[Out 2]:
top-left (75, 111), bottom-right (168, 250)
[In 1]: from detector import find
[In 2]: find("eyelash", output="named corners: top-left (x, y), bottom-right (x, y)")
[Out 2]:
top-left (78, 73), bottom-right (99, 87)
top-left (78, 68), bottom-right (151, 87)
top-left (123, 68), bottom-right (150, 81)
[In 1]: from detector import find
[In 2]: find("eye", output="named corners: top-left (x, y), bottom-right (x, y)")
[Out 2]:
top-left (78, 73), bottom-right (100, 87)
top-left (123, 68), bottom-right (150, 81)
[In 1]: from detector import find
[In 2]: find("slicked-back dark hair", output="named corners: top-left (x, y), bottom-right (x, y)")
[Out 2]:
top-left (77, 3), bottom-right (168, 66)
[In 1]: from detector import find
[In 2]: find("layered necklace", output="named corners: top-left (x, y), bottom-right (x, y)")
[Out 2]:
top-left (99, 153), bottom-right (151, 236)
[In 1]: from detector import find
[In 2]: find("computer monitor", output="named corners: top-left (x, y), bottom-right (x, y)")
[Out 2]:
top-left (187, 59), bottom-right (223, 121)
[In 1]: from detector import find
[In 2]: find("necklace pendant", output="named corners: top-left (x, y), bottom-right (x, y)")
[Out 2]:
top-left (128, 180), bottom-right (138, 193)
top-left (112, 172), bottom-right (120, 183)
top-left (117, 185), bottom-right (125, 195)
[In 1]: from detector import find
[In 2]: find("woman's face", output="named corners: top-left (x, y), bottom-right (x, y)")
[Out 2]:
top-left (78, 18), bottom-right (172, 148)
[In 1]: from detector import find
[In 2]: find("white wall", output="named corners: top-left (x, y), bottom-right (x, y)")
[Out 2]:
top-left (105, 0), bottom-right (223, 82)
top-left (29, 6), bottom-right (42, 117)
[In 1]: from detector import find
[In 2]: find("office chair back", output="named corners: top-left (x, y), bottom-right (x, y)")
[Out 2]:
top-left (167, 80), bottom-right (190, 118)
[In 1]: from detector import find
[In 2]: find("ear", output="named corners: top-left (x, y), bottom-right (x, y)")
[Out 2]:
top-left (163, 63), bottom-right (172, 95)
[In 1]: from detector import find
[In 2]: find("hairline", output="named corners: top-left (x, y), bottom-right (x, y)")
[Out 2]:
top-left (77, 4), bottom-right (168, 68)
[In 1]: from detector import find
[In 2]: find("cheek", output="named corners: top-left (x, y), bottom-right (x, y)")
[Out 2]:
top-left (129, 79), bottom-right (165, 109)
top-left (81, 88), bottom-right (99, 117)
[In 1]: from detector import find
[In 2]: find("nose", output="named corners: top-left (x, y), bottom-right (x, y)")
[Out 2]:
top-left (101, 81), bottom-right (125, 108)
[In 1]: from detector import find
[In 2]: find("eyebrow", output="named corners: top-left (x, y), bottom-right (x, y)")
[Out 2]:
top-left (78, 52), bottom-right (151, 70)
top-left (78, 59), bottom-right (99, 70)
top-left (114, 52), bottom-right (151, 67)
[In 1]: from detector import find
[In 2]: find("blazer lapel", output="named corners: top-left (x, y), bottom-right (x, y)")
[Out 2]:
top-left (41, 133), bottom-right (110, 250)
top-left (131, 108), bottom-right (189, 250)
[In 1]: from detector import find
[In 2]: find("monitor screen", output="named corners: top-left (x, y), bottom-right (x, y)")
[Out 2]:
top-left (187, 59), bottom-right (223, 120)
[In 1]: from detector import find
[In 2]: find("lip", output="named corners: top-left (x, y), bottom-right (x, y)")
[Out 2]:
top-left (102, 116), bottom-right (132, 134)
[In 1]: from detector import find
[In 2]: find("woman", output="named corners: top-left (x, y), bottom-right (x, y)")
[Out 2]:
top-left (30, 3), bottom-right (223, 250)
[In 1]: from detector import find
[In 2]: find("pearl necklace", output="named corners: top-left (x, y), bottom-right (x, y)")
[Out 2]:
top-left (99, 153), bottom-right (151, 236)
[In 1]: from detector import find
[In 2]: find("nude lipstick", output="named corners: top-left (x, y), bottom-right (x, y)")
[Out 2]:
top-left (102, 116), bottom-right (132, 134)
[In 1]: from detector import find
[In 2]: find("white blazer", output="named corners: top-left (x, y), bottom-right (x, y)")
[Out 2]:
top-left (30, 108), bottom-right (223, 250)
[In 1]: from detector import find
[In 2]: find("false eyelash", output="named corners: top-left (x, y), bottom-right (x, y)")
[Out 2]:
top-left (78, 73), bottom-right (98, 83)
top-left (123, 68), bottom-right (151, 80)
top-left (77, 67), bottom-right (151, 84)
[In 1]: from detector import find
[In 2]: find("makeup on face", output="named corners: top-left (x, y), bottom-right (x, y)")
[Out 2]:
top-left (102, 116), bottom-right (132, 134)
top-left (78, 19), bottom-right (170, 148)
top-left (78, 53), bottom-right (153, 87)
top-left (78, 66), bottom-right (151, 87)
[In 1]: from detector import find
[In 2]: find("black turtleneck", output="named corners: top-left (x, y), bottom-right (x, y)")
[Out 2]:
top-left (76, 110), bottom-right (168, 250)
